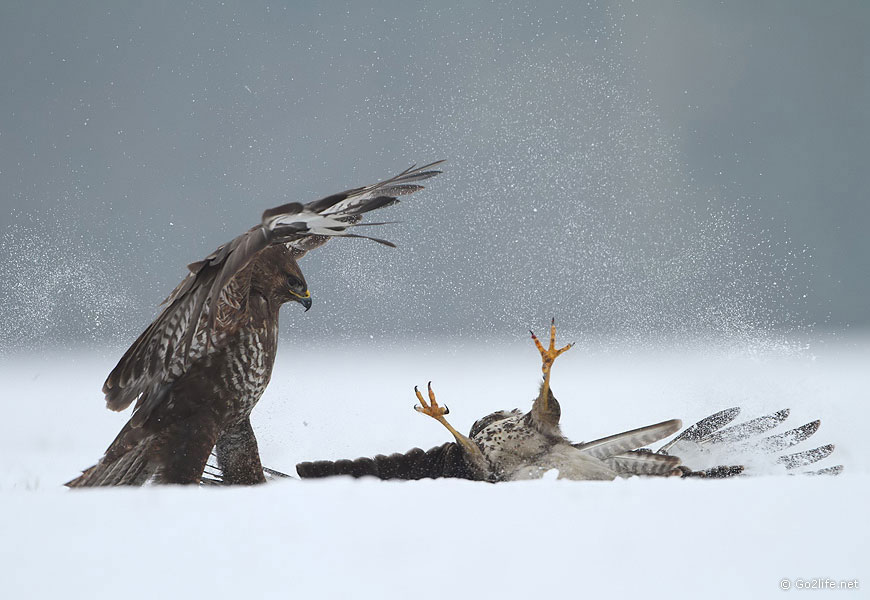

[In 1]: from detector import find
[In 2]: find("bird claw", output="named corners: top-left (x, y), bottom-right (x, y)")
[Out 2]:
top-left (411, 381), bottom-right (491, 478)
top-left (530, 318), bottom-right (573, 373)
top-left (414, 382), bottom-right (449, 419)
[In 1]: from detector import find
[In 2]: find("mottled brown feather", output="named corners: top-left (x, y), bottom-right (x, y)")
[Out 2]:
top-left (71, 162), bottom-right (443, 487)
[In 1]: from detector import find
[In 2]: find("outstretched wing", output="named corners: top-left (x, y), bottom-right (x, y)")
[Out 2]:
top-left (657, 407), bottom-right (842, 476)
top-left (102, 161), bottom-right (444, 426)
top-left (201, 442), bottom-right (481, 485)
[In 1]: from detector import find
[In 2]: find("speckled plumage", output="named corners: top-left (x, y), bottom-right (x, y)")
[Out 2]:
top-left (294, 385), bottom-right (842, 483)
top-left (291, 324), bottom-right (841, 483)
top-left (67, 162), bottom-right (443, 487)
top-left (68, 246), bottom-right (306, 487)
top-left (454, 384), bottom-right (677, 481)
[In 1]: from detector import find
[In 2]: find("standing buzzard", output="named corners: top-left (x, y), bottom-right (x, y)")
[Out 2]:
top-left (67, 161), bottom-right (444, 487)
top-left (286, 321), bottom-right (841, 483)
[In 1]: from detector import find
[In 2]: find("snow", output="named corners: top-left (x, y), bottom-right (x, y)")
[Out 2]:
top-left (1, 337), bottom-right (868, 598)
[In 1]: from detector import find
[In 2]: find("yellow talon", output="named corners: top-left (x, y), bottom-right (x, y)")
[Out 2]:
top-left (530, 318), bottom-right (573, 416)
top-left (414, 382), bottom-right (449, 418)
top-left (410, 381), bottom-right (491, 478)
top-left (530, 318), bottom-right (573, 374)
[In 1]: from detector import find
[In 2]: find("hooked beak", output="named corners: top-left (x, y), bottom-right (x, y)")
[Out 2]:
top-left (290, 289), bottom-right (312, 311)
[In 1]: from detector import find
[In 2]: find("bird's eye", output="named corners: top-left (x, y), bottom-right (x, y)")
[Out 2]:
top-left (287, 275), bottom-right (302, 289)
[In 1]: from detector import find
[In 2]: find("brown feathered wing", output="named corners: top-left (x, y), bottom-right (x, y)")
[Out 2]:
top-left (102, 161), bottom-right (444, 427)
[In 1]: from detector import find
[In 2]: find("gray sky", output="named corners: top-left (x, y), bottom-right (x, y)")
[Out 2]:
top-left (1, 1), bottom-right (867, 350)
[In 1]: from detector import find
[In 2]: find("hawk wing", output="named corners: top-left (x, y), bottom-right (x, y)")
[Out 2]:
top-left (201, 442), bottom-right (482, 484)
top-left (102, 161), bottom-right (444, 426)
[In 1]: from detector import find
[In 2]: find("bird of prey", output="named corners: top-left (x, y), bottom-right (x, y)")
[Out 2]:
top-left (67, 161), bottom-right (444, 487)
top-left (282, 320), bottom-right (841, 483)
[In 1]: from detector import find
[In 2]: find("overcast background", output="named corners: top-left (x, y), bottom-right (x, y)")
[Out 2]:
top-left (1, 1), bottom-right (867, 351)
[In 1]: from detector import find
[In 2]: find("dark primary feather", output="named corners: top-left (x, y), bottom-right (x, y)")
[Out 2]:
top-left (807, 465), bottom-right (843, 476)
top-left (658, 407), bottom-right (740, 454)
top-left (704, 409), bottom-right (790, 445)
top-left (659, 409), bottom-right (841, 477)
top-left (753, 420), bottom-right (820, 453)
top-left (777, 444), bottom-right (835, 470)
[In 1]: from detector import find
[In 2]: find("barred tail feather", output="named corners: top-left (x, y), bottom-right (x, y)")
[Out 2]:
top-left (604, 451), bottom-right (682, 476)
top-left (574, 419), bottom-right (683, 460)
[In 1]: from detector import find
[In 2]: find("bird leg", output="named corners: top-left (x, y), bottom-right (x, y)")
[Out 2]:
top-left (530, 318), bottom-right (573, 424)
top-left (215, 417), bottom-right (267, 485)
top-left (414, 382), bottom-right (489, 469)
top-left (155, 410), bottom-right (222, 485)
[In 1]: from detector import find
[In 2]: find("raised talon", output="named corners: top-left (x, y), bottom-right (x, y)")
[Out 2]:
top-left (530, 318), bottom-right (573, 420)
top-left (410, 382), bottom-right (491, 479)
top-left (530, 317), bottom-right (574, 373)
top-left (414, 382), bottom-right (449, 418)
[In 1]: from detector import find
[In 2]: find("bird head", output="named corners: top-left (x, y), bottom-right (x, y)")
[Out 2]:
top-left (251, 246), bottom-right (312, 310)
top-left (285, 271), bottom-right (312, 311)
top-left (283, 259), bottom-right (311, 311)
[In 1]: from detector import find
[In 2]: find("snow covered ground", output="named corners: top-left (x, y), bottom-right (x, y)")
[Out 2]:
top-left (2, 336), bottom-right (868, 598)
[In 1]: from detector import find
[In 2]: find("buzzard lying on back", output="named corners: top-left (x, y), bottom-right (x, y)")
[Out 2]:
top-left (67, 161), bottom-right (443, 487)
top-left (234, 320), bottom-right (840, 484)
